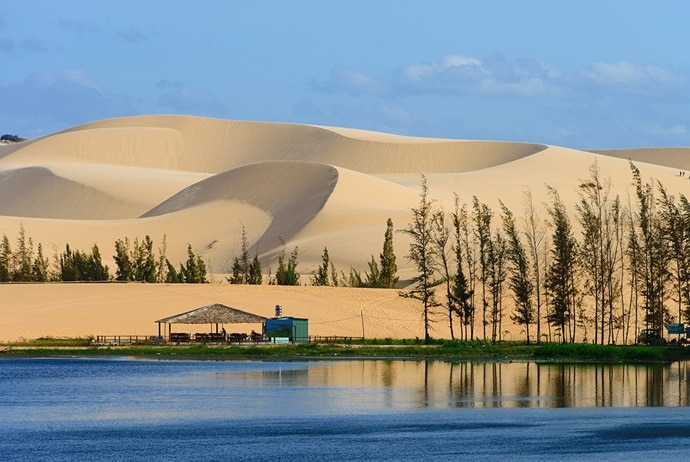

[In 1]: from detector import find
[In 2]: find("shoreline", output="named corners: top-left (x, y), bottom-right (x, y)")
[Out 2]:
top-left (2, 341), bottom-right (688, 364)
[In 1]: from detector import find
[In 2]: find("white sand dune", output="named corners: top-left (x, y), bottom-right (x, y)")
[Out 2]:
top-left (1, 115), bottom-right (688, 342)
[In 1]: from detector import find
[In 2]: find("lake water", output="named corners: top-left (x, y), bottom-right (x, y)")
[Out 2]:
top-left (2, 357), bottom-right (690, 461)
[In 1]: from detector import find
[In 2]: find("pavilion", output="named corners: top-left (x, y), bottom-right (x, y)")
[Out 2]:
top-left (155, 302), bottom-right (268, 342)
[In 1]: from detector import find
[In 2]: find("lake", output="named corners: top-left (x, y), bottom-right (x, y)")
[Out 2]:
top-left (1, 357), bottom-right (690, 461)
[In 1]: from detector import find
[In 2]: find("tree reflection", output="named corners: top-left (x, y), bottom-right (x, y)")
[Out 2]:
top-left (328, 360), bottom-right (690, 408)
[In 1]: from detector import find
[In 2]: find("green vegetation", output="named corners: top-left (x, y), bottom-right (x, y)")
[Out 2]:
top-left (400, 162), bottom-right (690, 347)
top-left (400, 176), bottom-right (439, 344)
top-left (2, 338), bottom-right (690, 363)
top-left (0, 231), bottom-right (207, 283)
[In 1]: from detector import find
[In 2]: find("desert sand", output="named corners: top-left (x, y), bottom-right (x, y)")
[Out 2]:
top-left (1, 115), bottom-right (689, 342)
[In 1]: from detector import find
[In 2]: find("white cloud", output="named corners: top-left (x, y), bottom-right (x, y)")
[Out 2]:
top-left (394, 54), bottom-right (561, 98)
top-left (645, 123), bottom-right (687, 137)
top-left (331, 66), bottom-right (388, 95)
top-left (311, 66), bottom-right (388, 96)
top-left (583, 60), bottom-right (678, 86)
top-left (402, 55), bottom-right (485, 82)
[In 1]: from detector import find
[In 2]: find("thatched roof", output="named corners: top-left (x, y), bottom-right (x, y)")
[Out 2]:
top-left (156, 303), bottom-right (267, 325)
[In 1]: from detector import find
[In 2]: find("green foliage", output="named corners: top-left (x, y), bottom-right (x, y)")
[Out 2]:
top-left (400, 175), bottom-right (440, 344)
top-left (227, 226), bottom-right (252, 284)
top-left (500, 201), bottom-right (534, 343)
top-left (60, 244), bottom-right (110, 281)
top-left (181, 244), bottom-right (207, 283)
top-left (545, 187), bottom-right (578, 343)
top-left (275, 240), bottom-right (300, 285)
top-left (114, 238), bottom-right (133, 281)
top-left (379, 218), bottom-right (399, 288)
top-left (312, 247), bottom-right (331, 286)
top-left (249, 255), bottom-right (263, 285)
top-left (472, 196), bottom-right (494, 341)
top-left (451, 196), bottom-right (474, 340)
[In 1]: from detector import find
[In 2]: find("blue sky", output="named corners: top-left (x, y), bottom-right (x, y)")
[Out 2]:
top-left (2, 1), bottom-right (690, 148)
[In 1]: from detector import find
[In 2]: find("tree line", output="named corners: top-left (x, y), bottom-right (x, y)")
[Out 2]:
top-left (226, 219), bottom-right (399, 288)
top-left (0, 231), bottom-right (208, 283)
top-left (402, 162), bottom-right (690, 345)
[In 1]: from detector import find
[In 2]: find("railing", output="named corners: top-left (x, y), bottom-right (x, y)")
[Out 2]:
top-left (310, 336), bottom-right (364, 343)
top-left (95, 335), bottom-right (366, 345)
top-left (95, 335), bottom-right (162, 345)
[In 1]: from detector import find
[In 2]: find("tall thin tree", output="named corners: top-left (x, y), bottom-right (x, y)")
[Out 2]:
top-left (400, 175), bottom-right (439, 344)
top-left (500, 201), bottom-right (534, 343)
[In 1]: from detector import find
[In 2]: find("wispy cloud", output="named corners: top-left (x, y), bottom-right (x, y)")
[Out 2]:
top-left (156, 80), bottom-right (225, 116)
top-left (0, 69), bottom-right (136, 135)
top-left (312, 66), bottom-right (389, 96)
top-left (319, 54), bottom-right (688, 102)
top-left (115, 26), bottom-right (147, 44)
top-left (393, 54), bottom-right (563, 98)
top-left (59, 18), bottom-right (101, 36)
top-left (0, 37), bottom-right (13, 52)
top-left (308, 53), bottom-right (690, 147)
top-left (21, 37), bottom-right (48, 53)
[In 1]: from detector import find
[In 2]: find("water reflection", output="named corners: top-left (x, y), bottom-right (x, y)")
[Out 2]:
top-left (218, 360), bottom-right (690, 408)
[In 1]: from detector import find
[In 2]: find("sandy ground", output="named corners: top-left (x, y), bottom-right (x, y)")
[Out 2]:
top-left (1, 115), bottom-right (689, 342)
top-left (0, 283), bottom-right (466, 342)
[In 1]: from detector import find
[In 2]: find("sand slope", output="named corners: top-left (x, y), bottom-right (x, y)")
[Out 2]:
top-left (1, 115), bottom-right (688, 341)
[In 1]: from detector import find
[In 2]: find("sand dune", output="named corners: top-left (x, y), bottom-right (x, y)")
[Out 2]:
top-left (589, 147), bottom-right (690, 171)
top-left (1, 115), bottom-right (688, 342)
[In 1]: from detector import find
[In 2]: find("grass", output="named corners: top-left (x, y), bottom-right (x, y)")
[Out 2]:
top-left (3, 337), bottom-right (690, 362)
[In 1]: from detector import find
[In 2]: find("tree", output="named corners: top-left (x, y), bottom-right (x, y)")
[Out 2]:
top-left (575, 161), bottom-right (622, 344)
top-left (179, 244), bottom-right (207, 283)
top-left (13, 224), bottom-right (33, 282)
top-left (87, 244), bottom-right (110, 281)
top-left (312, 247), bottom-right (331, 286)
top-left (346, 267), bottom-right (364, 288)
top-left (156, 235), bottom-right (170, 283)
top-left (364, 255), bottom-right (381, 287)
top-left (500, 201), bottom-right (534, 343)
top-left (32, 243), bottom-right (50, 282)
top-left (400, 175), bottom-right (439, 344)
top-left (227, 226), bottom-right (251, 284)
top-left (522, 189), bottom-right (546, 343)
top-left (488, 230), bottom-right (507, 343)
top-left (0, 234), bottom-right (12, 282)
top-left (228, 258), bottom-right (244, 284)
top-left (135, 236), bottom-right (156, 283)
top-left (658, 183), bottom-right (688, 326)
top-left (432, 209), bottom-right (456, 339)
top-left (458, 200), bottom-right (478, 339)
top-left (625, 195), bottom-right (642, 343)
top-left (451, 195), bottom-right (473, 340)
top-left (379, 218), bottom-right (399, 288)
top-left (630, 162), bottom-right (668, 338)
top-left (248, 254), bottom-right (263, 285)
top-left (275, 239), bottom-right (300, 286)
top-left (472, 196), bottom-right (493, 341)
top-left (60, 244), bottom-right (86, 281)
top-left (114, 238), bottom-right (133, 281)
top-left (545, 187), bottom-right (579, 343)
top-left (679, 195), bottom-right (690, 324)
top-left (284, 246), bottom-right (300, 285)
top-left (165, 259), bottom-right (183, 283)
